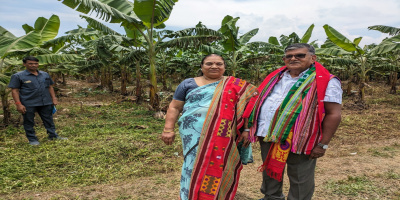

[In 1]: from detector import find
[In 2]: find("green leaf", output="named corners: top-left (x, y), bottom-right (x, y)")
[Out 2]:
top-left (268, 36), bottom-right (280, 45)
top-left (353, 37), bottom-right (362, 46)
top-left (316, 47), bottom-right (352, 56)
top-left (60, 0), bottom-right (140, 24)
top-left (301, 24), bottom-right (314, 43)
top-left (0, 26), bottom-right (16, 38)
top-left (238, 28), bottom-right (258, 45)
top-left (99, 0), bottom-right (137, 23)
top-left (220, 15), bottom-right (240, 52)
top-left (368, 25), bottom-right (400, 36)
top-left (35, 54), bottom-right (81, 64)
top-left (0, 31), bottom-right (41, 59)
top-left (81, 15), bottom-right (121, 35)
top-left (133, 0), bottom-right (178, 28)
top-left (199, 45), bottom-right (225, 55)
top-left (323, 24), bottom-right (364, 54)
top-left (370, 34), bottom-right (400, 55)
top-left (22, 24), bottom-right (34, 34)
top-left (0, 73), bottom-right (11, 86)
top-left (35, 15), bottom-right (61, 44)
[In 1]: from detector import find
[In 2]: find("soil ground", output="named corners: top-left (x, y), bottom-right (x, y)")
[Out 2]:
top-left (3, 80), bottom-right (400, 200)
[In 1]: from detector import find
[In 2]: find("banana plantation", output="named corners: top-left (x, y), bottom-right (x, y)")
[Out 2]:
top-left (1, 0), bottom-right (399, 126)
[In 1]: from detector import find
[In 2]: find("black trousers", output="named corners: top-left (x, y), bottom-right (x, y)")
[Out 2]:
top-left (23, 105), bottom-right (58, 142)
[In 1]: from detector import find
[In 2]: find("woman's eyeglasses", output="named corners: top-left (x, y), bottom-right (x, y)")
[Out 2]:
top-left (284, 53), bottom-right (307, 59)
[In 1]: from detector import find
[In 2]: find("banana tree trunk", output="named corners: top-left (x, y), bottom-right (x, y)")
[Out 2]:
top-left (135, 61), bottom-right (142, 104)
top-left (100, 68), bottom-right (106, 89)
top-left (161, 73), bottom-right (167, 91)
top-left (106, 67), bottom-right (113, 92)
top-left (120, 65), bottom-right (128, 96)
top-left (0, 85), bottom-right (11, 126)
top-left (359, 74), bottom-right (366, 104)
top-left (389, 71), bottom-right (397, 94)
top-left (62, 73), bottom-right (66, 86)
top-left (346, 74), bottom-right (354, 96)
top-left (255, 65), bottom-right (260, 85)
top-left (149, 50), bottom-right (159, 110)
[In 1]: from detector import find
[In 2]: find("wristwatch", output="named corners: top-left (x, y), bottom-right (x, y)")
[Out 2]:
top-left (318, 143), bottom-right (328, 149)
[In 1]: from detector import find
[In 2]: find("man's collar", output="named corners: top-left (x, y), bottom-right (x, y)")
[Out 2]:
top-left (24, 70), bottom-right (41, 75)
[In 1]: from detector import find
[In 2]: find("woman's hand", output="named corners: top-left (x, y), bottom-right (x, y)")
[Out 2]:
top-left (162, 100), bottom-right (184, 145)
top-left (161, 130), bottom-right (175, 145)
top-left (238, 131), bottom-right (250, 148)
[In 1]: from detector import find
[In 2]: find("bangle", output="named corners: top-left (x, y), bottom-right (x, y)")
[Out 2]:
top-left (244, 129), bottom-right (250, 132)
top-left (15, 102), bottom-right (21, 105)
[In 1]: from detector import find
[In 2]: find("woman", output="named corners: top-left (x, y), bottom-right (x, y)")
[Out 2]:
top-left (161, 54), bottom-right (257, 200)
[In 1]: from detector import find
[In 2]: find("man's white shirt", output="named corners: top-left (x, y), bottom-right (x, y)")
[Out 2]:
top-left (256, 69), bottom-right (343, 137)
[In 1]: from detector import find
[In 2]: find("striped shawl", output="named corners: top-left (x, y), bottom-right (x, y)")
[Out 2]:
top-left (188, 76), bottom-right (257, 200)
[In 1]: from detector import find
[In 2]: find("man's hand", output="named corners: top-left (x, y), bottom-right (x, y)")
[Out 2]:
top-left (238, 131), bottom-right (251, 148)
top-left (309, 146), bottom-right (326, 159)
top-left (52, 98), bottom-right (58, 106)
top-left (16, 104), bottom-right (26, 114)
top-left (161, 130), bottom-right (175, 145)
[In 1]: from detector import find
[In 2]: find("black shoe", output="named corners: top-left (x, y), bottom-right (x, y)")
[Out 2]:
top-left (29, 141), bottom-right (40, 145)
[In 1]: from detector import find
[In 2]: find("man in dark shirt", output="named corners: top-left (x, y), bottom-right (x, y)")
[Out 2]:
top-left (8, 56), bottom-right (66, 145)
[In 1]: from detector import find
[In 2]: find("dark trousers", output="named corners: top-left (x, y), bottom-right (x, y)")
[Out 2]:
top-left (259, 139), bottom-right (316, 200)
top-left (23, 105), bottom-right (58, 142)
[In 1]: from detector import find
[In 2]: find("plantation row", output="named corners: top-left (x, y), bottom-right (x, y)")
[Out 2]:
top-left (1, 0), bottom-right (399, 126)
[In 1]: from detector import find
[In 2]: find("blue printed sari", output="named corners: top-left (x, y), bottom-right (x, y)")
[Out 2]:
top-left (177, 81), bottom-right (219, 200)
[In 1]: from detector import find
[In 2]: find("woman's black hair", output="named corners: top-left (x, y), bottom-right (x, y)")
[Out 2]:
top-left (200, 54), bottom-right (226, 66)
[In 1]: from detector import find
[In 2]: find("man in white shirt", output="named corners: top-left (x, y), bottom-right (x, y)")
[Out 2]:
top-left (243, 43), bottom-right (342, 200)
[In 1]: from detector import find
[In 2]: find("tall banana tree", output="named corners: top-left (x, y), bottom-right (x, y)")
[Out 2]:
top-left (316, 40), bottom-right (356, 95)
top-left (198, 15), bottom-right (270, 76)
top-left (60, 0), bottom-right (221, 110)
top-left (323, 24), bottom-right (375, 105)
top-left (370, 34), bottom-right (400, 94)
top-left (59, 0), bottom-right (176, 109)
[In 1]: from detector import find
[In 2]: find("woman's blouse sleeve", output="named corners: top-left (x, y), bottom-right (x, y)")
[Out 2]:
top-left (173, 78), bottom-right (197, 101)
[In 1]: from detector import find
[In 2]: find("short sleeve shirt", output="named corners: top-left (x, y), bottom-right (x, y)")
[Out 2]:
top-left (173, 78), bottom-right (199, 101)
top-left (8, 70), bottom-right (55, 106)
top-left (256, 69), bottom-right (343, 137)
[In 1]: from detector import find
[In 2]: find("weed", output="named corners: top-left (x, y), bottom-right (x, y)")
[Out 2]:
top-left (0, 102), bottom-right (181, 195)
top-left (326, 175), bottom-right (385, 197)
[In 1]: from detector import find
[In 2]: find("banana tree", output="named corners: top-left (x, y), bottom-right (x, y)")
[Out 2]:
top-left (197, 15), bottom-right (270, 76)
top-left (60, 0), bottom-right (222, 110)
top-left (369, 25), bottom-right (400, 94)
top-left (370, 34), bottom-right (400, 94)
top-left (316, 40), bottom-right (356, 95)
top-left (323, 24), bottom-right (375, 105)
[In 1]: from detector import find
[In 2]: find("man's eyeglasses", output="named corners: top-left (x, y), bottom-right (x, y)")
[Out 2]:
top-left (284, 53), bottom-right (307, 59)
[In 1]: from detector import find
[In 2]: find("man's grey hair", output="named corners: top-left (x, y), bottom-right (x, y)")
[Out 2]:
top-left (284, 43), bottom-right (315, 55)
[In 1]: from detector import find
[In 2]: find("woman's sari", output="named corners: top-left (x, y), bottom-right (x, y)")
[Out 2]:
top-left (178, 76), bottom-right (257, 200)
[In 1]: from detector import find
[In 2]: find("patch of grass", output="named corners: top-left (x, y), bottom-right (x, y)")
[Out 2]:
top-left (367, 144), bottom-right (400, 158)
top-left (380, 170), bottom-right (400, 180)
top-left (326, 175), bottom-right (385, 197)
top-left (0, 102), bottom-right (182, 195)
